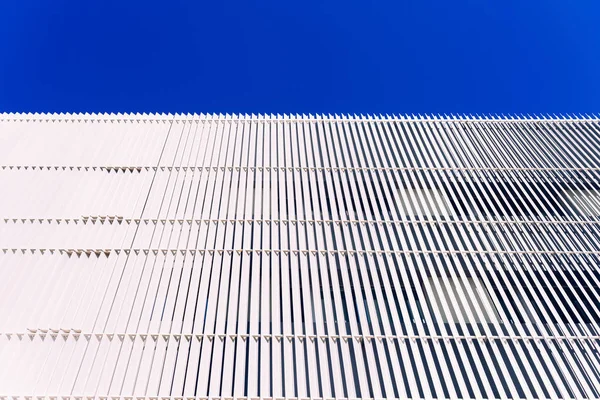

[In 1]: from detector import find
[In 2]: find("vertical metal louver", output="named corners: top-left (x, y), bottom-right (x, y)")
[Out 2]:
top-left (397, 187), bottom-right (453, 217)
top-left (0, 113), bottom-right (600, 399)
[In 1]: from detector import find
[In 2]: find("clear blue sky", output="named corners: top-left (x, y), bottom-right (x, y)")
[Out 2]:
top-left (1, 0), bottom-right (599, 114)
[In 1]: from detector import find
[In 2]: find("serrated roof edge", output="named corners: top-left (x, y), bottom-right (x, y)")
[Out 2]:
top-left (0, 112), bottom-right (598, 122)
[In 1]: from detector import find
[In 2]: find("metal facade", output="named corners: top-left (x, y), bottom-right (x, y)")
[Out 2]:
top-left (1, 113), bottom-right (600, 399)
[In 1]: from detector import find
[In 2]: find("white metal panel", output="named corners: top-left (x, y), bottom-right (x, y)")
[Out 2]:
top-left (1, 113), bottom-right (600, 398)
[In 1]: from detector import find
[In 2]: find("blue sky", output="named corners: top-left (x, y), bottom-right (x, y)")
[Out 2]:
top-left (1, 0), bottom-right (599, 114)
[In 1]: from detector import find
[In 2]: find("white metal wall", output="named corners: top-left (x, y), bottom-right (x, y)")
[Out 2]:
top-left (0, 113), bottom-right (600, 399)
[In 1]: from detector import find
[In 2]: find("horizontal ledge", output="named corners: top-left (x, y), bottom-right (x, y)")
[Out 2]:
top-left (0, 396), bottom-right (586, 400)
top-left (4, 331), bottom-right (600, 343)
top-left (1, 166), bottom-right (600, 172)
top-left (2, 218), bottom-right (600, 225)
top-left (2, 249), bottom-right (599, 257)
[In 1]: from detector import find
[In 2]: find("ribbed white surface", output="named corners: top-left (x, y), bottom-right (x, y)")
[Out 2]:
top-left (0, 113), bottom-right (599, 399)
